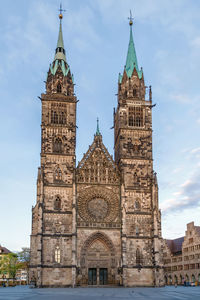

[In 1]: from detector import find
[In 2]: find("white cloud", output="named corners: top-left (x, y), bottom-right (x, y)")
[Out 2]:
top-left (161, 171), bottom-right (200, 213)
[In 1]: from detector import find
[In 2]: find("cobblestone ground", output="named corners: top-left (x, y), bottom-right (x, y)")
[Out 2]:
top-left (0, 286), bottom-right (200, 300)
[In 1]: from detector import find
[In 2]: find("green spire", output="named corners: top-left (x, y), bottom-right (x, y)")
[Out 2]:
top-left (54, 16), bottom-right (66, 62)
top-left (96, 118), bottom-right (101, 136)
top-left (124, 19), bottom-right (143, 80)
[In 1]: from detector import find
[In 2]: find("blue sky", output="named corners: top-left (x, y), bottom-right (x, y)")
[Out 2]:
top-left (1, 0), bottom-right (200, 251)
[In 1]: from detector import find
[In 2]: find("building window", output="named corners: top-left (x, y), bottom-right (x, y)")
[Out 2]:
top-left (133, 89), bottom-right (137, 96)
top-left (128, 107), bottom-right (144, 127)
top-left (53, 138), bottom-right (62, 153)
top-left (55, 246), bottom-right (61, 263)
top-left (60, 111), bottom-right (66, 124)
top-left (54, 196), bottom-right (61, 210)
top-left (54, 167), bottom-right (62, 181)
top-left (135, 200), bottom-right (140, 210)
top-left (51, 111), bottom-right (58, 124)
top-left (136, 248), bottom-right (142, 265)
top-left (128, 116), bottom-right (134, 126)
top-left (57, 82), bottom-right (62, 93)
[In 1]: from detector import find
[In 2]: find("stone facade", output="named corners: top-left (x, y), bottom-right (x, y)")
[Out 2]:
top-left (29, 15), bottom-right (164, 287)
top-left (164, 222), bottom-right (200, 285)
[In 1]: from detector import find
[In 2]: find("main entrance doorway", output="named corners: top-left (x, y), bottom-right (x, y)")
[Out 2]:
top-left (88, 268), bottom-right (97, 285)
top-left (99, 268), bottom-right (108, 285)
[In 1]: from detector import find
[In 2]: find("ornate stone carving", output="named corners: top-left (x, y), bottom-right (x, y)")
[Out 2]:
top-left (78, 186), bottom-right (119, 223)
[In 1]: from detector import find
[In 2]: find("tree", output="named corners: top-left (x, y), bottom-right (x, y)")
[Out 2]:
top-left (17, 248), bottom-right (30, 265)
top-left (0, 253), bottom-right (22, 279)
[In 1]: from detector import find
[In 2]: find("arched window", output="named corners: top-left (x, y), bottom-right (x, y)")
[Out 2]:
top-left (133, 89), bottom-right (137, 97)
top-left (55, 246), bottom-right (61, 263)
top-left (136, 248), bottom-right (142, 265)
top-left (54, 167), bottom-right (62, 181)
top-left (60, 112), bottom-right (66, 124)
top-left (135, 200), bottom-right (140, 210)
top-left (54, 196), bottom-right (61, 210)
top-left (128, 116), bottom-right (133, 126)
top-left (51, 111), bottom-right (58, 124)
top-left (57, 82), bottom-right (62, 93)
top-left (192, 274), bottom-right (195, 283)
top-left (53, 138), bottom-right (62, 153)
top-left (135, 226), bottom-right (139, 236)
top-left (135, 116), bottom-right (141, 127)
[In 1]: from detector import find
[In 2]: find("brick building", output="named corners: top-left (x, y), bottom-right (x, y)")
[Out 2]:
top-left (29, 12), bottom-right (164, 287)
top-left (164, 222), bottom-right (200, 285)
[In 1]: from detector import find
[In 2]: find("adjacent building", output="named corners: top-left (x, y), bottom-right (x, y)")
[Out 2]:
top-left (29, 13), bottom-right (164, 287)
top-left (164, 222), bottom-right (200, 285)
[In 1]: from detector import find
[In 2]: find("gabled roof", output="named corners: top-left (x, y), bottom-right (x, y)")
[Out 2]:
top-left (166, 237), bottom-right (184, 254)
top-left (0, 245), bottom-right (11, 254)
top-left (77, 134), bottom-right (120, 184)
top-left (195, 226), bottom-right (200, 236)
top-left (77, 135), bottom-right (116, 170)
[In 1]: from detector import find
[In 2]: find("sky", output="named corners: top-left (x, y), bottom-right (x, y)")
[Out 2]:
top-left (1, 0), bottom-right (200, 251)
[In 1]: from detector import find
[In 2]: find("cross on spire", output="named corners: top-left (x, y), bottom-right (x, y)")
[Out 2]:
top-left (128, 10), bottom-right (133, 26)
top-left (58, 3), bottom-right (66, 20)
top-left (96, 118), bottom-right (101, 136)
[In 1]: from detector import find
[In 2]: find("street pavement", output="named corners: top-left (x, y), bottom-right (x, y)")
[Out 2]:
top-left (0, 286), bottom-right (200, 300)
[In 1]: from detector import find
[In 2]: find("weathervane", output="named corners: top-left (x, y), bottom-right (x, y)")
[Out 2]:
top-left (58, 3), bottom-right (66, 19)
top-left (128, 10), bottom-right (133, 26)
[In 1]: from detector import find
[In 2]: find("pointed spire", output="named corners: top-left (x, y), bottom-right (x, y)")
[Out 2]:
top-left (96, 118), bottom-right (101, 136)
top-left (124, 11), bottom-right (142, 79)
top-left (54, 6), bottom-right (66, 62)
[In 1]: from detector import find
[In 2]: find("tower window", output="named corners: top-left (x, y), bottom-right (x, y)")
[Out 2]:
top-left (57, 82), bottom-right (62, 93)
top-left (136, 248), bottom-right (142, 265)
top-left (128, 116), bottom-right (133, 126)
top-left (128, 107), bottom-right (144, 127)
top-left (60, 111), bottom-right (66, 124)
top-left (54, 196), bottom-right (61, 210)
top-left (55, 246), bottom-right (61, 263)
top-left (53, 137), bottom-right (62, 153)
top-left (51, 111), bottom-right (58, 124)
top-left (54, 167), bottom-right (62, 181)
top-left (133, 89), bottom-right (137, 96)
top-left (135, 200), bottom-right (140, 210)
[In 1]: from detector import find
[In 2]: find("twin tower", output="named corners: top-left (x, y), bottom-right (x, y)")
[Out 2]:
top-left (30, 13), bottom-right (164, 287)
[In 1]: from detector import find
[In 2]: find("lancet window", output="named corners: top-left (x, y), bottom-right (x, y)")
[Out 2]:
top-left (55, 246), bottom-right (61, 263)
top-left (51, 110), bottom-right (67, 125)
top-left (54, 196), bottom-right (61, 210)
top-left (128, 106), bottom-right (144, 127)
top-left (57, 82), bottom-right (62, 93)
top-left (54, 167), bottom-right (62, 181)
top-left (136, 248), bottom-right (142, 265)
top-left (53, 138), bottom-right (62, 153)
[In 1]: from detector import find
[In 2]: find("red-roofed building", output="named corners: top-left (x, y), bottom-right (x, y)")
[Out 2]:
top-left (163, 222), bottom-right (200, 285)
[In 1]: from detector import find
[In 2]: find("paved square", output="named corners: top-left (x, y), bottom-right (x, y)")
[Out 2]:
top-left (0, 286), bottom-right (200, 300)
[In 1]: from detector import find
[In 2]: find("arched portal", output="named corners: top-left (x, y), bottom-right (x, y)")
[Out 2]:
top-left (80, 232), bottom-right (116, 286)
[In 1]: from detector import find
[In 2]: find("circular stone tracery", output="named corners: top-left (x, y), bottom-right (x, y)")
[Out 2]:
top-left (77, 187), bottom-right (119, 223)
top-left (87, 198), bottom-right (108, 220)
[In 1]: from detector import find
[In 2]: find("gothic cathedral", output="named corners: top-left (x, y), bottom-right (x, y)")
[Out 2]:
top-left (30, 13), bottom-right (164, 287)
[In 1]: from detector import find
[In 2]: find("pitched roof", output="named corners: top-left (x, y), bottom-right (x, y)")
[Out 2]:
top-left (195, 226), bottom-right (200, 236)
top-left (166, 237), bottom-right (184, 254)
top-left (0, 245), bottom-right (11, 254)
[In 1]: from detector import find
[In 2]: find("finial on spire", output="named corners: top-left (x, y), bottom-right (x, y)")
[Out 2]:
top-left (128, 10), bottom-right (133, 26)
top-left (96, 118), bottom-right (101, 136)
top-left (58, 3), bottom-right (66, 20)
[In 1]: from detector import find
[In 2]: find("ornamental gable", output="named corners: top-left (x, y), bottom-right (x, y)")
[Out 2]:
top-left (76, 136), bottom-right (120, 185)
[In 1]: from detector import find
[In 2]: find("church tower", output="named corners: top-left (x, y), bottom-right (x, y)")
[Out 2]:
top-left (30, 11), bottom-right (77, 287)
top-left (114, 17), bottom-right (164, 286)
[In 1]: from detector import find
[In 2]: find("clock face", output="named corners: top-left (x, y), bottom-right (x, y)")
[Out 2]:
top-left (87, 198), bottom-right (108, 221)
